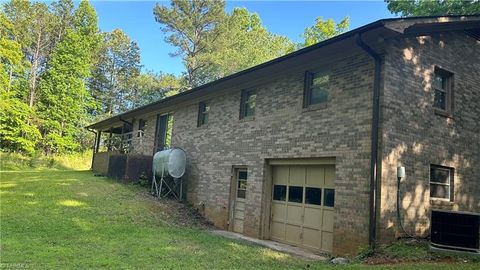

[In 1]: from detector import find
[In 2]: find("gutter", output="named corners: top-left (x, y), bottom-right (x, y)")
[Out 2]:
top-left (86, 20), bottom-right (386, 130)
top-left (87, 15), bottom-right (479, 130)
top-left (355, 33), bottom-right (382, 249)
top-left (119, 117), bottom-right (133, 126)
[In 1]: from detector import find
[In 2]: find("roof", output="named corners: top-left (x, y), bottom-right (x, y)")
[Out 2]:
top-left (87, 15), bottom-right (480, 130)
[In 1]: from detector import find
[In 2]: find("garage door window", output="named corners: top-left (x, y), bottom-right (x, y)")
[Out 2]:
top-left (305, 187), bottom-right (321, 205)
top-left (273, 185), bottom-right (287, 201)
top-left (288, 186), bottom-right (303, 203)
top-left (324, 188), bottom-right (335, 207)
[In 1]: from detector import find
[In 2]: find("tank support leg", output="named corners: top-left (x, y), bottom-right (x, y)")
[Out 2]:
top-left (159, 177), bottom-right (163, 198)
top-left (179, 178), bottom-right (183, 201)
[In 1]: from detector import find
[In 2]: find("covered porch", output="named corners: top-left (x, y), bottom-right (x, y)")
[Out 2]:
top-left (88, 113), bottom-right (173, 182)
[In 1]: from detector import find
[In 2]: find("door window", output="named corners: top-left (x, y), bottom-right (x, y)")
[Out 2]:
top-left (237, 169), bottom-right (247, 199)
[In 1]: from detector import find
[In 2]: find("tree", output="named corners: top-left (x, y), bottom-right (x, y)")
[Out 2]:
top-left (153, 0), bottom-right (226, 88)
top-left (130, 71), bottom-right (184, 106)
top-left (0, 93), bottom-right (42, 154)
top-left (37, 0), bottom-right (99, 153)
top-left (50, 0), bottom-right (75, 47)
top-left (208, 8), bottom-right (294, 78)
top-left (0, 12), bottom-right (23, 91)
top-left (89, 29), bottom-right (142, 115)
top-left (154, 2), bottom-right (296, 87)
top-left (386, 0), bottom-right (480, 17)
top-left (2, 0), bottom-right (59, 107)
top-left (1, 12), bottom-right (41, 154)
top-left (301, 16), bottom-right (350, 47)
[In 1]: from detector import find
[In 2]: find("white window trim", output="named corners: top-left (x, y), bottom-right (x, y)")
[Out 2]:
top-left (430, 166), bottom-right (452, 201)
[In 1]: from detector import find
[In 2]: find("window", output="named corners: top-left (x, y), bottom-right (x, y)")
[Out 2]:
top-left (305, 187), bottom-right (321, 205)
top-left (138, 119), bottom-right (146, 137)
top-left (154, 114), bottom-right (171, 153)
top-left (288, 186), bottom-right (303, 203)
top-left (430, 165), bottom-right (453, 201)
top-left (240, 89), bottom-right (256, 119)
top-left (273, 185), bottom-right (287, 201)
top-left (324, 189), bottom-right (335, 207)
top-left (237, 169), bottom-right (248, 199)
top-left (304, 71), bottom-right (330, 107)
top-left (433, 67), bottom-right (453, 114)
top-left (197, 101), bottom-right (210, 127)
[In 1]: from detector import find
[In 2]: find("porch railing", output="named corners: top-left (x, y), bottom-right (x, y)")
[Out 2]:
top-left (104, 130), bottom-right (145, 154)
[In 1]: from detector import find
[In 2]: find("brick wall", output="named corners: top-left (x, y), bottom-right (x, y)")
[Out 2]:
top-left (379, 31), bottom-right (480, 241)
top-left (131, 115), bottom-right (157, 156)
top-left (169, 52), bottom-right (376, 255)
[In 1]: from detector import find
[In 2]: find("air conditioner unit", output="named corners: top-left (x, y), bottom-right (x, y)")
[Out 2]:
top-left (431, 210), bottom-right (479, 253)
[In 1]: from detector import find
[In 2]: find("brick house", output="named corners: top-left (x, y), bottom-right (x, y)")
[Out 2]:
top-left (87, 16), bottom-right (480, 255)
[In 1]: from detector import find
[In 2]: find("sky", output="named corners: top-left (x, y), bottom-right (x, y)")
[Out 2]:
top-left (90, 0), bottom-right (397, 76)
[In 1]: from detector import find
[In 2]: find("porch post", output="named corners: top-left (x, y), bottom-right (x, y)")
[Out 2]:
top-left (90, 130), bottom-right (98, 171)
top-left (108, 128), bottom-right (113, 151)
top-left (120, 124), bottom-right (125, 153)
top-left (95, 131), bottom-right (101, 153)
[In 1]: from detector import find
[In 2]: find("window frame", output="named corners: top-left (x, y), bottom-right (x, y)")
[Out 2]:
top-left (273, 184), bottom-right (287, 201)
top-left (197, 101), bottom-right (210, 127)
top-left (239, 89), bottom-right (257, 119)
top-left (430, 165), bottom-right (454, 202)
top-left (137, 119), bottom-right (146, 137)
top-left (153, 114), bottom-right (170, 154)
top-left (236, 168), bottom-right (248, 199)
top-left (287, 186), bottom-right (304, 204)
top-left (432, 67), bottom-right (454, 116)
top-left (303, 70), bottom-right (330, 108)
top-left (323, 188), bottom-right (335, 207)
top-left (305, 187), bottom-right (322, 205)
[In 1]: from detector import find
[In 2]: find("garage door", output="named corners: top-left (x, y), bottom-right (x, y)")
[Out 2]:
top-left (270, 165), bottom-right (335, 252)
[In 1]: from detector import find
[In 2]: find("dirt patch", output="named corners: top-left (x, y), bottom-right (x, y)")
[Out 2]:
top-left (136, 189), bottom-right (215, 230)
top-left (361, 239), bottom-right (478, 265)
top-left (364, 255), bottom-right (457, 265)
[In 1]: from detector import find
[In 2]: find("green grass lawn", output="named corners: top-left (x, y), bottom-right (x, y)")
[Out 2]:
top-left (0, 170), bottom-right (478, 269)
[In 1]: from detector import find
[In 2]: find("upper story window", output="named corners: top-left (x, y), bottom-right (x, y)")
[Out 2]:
top-left (197, 101), bottom-right (210, 127)
top-left (240, 89), bottom-right (256, 119)
top-left (304, 71), bottom-right (330, 108)
top-left (430, 165), bottom-right (454, 201)
top-left (433, 67), bottom-right (454, 115)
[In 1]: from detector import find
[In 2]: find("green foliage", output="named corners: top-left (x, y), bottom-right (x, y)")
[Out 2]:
top-left (1, 0), bottom-right (355, 156)
top-left (0, 12), bottom-right (24, 90)
top-left (0, 92), bottom-right (41, 154)
top-left (130, 71), bottom-right (185, 106)
top-left (154, 1), bottom-right (295, 88)
top-left (37, 0), bottom-right (99, 154)
top-left (208, 7), bottom-right (294, 78)
top-left (89, 29), bottom-right (142, 115)
top-left (386, 0), bottom-right (480, 17)
top-left (154, 0), bottom-right (226, 88)
top-left (301, 16), bottom-right (350, 47)
top-left (0, 12), bottom-right (40, 154)
top-left (2, 0), bottom-right (60, 107)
